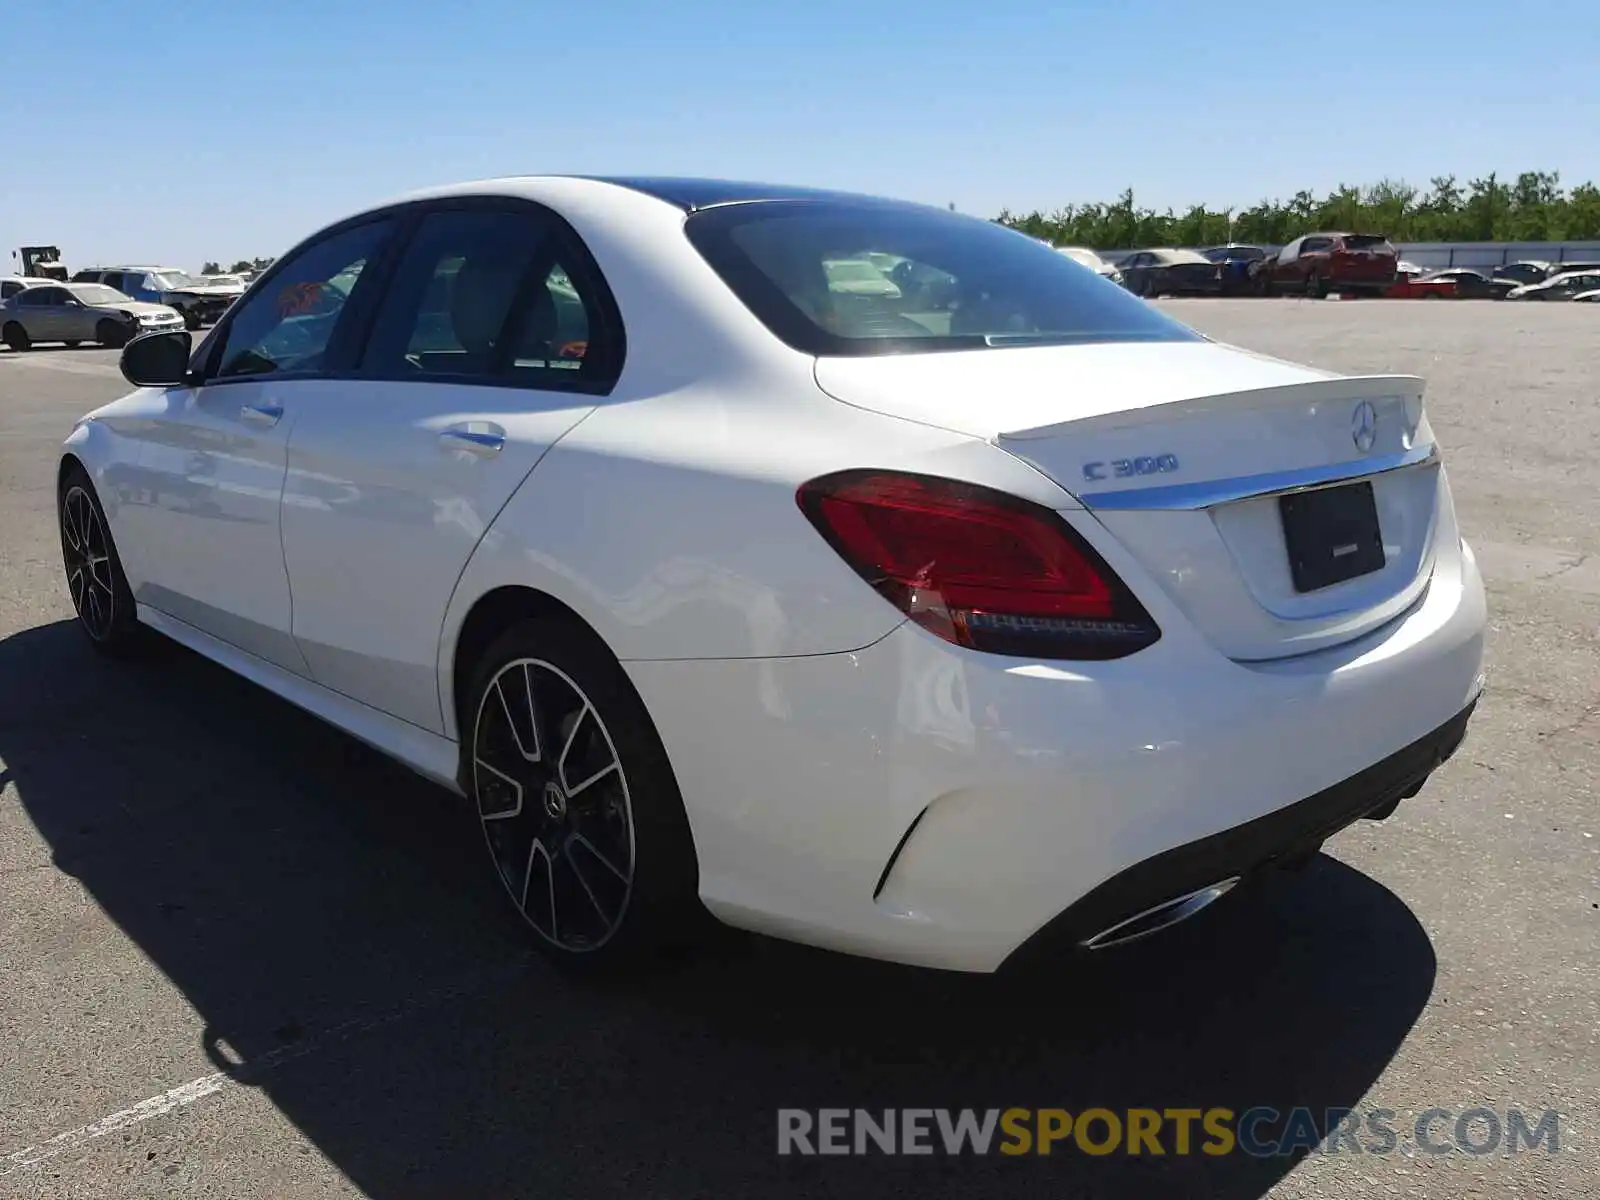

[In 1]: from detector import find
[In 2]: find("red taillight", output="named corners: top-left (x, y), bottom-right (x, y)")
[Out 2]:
top-left (796, 470), bottom-right (1160, 660)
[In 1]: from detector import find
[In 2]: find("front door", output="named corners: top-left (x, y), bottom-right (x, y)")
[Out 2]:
top-left (119, 216), bottom-right (399, 672)
top-left (119, 378), bottom-right (303, 668)
top-left (21, 285), bottom-right (71, 341)
top-left (279, 202), bottom-right (622, 732)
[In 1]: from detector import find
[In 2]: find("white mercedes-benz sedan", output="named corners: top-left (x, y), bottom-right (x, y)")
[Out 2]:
top-left (57, 176), bottom-right (1486, 972)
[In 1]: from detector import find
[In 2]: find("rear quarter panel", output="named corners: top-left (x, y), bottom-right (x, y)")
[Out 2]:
top-left (434, 363), bottom-right (1080, 741)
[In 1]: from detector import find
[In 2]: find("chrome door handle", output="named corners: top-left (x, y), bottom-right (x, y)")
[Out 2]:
top-left (438, 426), bottom-right (505, 455)
top-left (240, 402), bottom-right (284, 427)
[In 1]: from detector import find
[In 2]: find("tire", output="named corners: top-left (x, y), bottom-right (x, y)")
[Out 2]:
top-left (3, 322), bottom-right (31, 351)
top-left (64, 339), bottom-right (81, 348)
top-left (96, 320), bottom-right (129, 349)
top-left (1305, 271), bottom-right (1326, 299)
top-left (183, 309), bottom-right (201, 331)
top-left (59, 465), bottom-right (144, 655)
top-left (462, 615), bottom-right (704, 971)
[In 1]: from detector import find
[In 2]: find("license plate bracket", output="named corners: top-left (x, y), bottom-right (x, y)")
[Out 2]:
top-left (1278, 481), bottom-right (1385, 592)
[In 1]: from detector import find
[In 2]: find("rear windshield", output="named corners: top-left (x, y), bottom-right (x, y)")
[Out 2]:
top-left (1203, 245), bottom-right (1265, 262)
top-left (684, 200), bottom-right (1200, 356)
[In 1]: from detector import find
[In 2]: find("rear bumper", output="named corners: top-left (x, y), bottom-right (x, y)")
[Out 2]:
top-left (627, 534), bottom-right (1487, 973)
top-left (1003, 698), bottom-right (1474, 968)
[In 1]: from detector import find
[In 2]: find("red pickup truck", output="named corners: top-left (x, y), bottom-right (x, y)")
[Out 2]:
top-left (1256, 233), bottom-right (1399, 298)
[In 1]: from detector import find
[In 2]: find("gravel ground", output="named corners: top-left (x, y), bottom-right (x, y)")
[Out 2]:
top-left (0, 299), bottom-right (1595, 1199)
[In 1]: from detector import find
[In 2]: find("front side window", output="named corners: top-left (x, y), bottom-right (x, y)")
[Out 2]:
top-left (362, 206), bottom-right (618, 389)
top-left (686, 201), bottom-right (1198, 357)
top-left (211, 219), bottom-right (393, 380)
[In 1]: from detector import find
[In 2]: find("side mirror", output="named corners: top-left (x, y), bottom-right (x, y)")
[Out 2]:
top-left (121, 330), bottom-right (193, 388)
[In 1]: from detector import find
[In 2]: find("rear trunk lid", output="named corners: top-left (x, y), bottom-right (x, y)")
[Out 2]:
top-left (1333, 236), bottom-right (1398, 283)
top-left (814, 341), bottom-right (1442, 661)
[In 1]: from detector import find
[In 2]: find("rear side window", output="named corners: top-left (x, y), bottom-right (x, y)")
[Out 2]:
top-left (361, 206), bottom-right (621, 391)
top-left (685, 200), bottom-right (1199, 357)
top-left (1342, 235), bottom-right (1394, 252)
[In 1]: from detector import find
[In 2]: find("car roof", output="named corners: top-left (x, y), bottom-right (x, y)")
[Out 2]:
top-left (386, 174), bottom-right (945, 218)
top-left (576, 176), bottom-right (925, 212)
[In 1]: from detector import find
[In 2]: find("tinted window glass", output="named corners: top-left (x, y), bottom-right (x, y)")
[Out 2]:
top-left (21, 288), bottom-right (65, 307)
top-left (503, 263), bottom-right (600, 384)
top-left (213, 220), bottom-right (392, 379)
top-left (686, 201), bottom-right (1198, 356)
top-left (363, 207), bottom-right (617, 389)
top-left (1, 282), bottom-right (20, 299)
top-left (363, 209), bottom-right (545, 376)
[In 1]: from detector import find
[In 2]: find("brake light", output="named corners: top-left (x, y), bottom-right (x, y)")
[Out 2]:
top-left (796, 470), bottom-right (1160, 660)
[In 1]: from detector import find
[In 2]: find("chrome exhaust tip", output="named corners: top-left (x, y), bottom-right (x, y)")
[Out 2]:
top-left (1082, 877), bottom-right (1241, 950)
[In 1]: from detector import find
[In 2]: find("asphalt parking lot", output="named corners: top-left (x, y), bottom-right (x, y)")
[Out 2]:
top-left (0, 300), bottom-right (1596, 1199)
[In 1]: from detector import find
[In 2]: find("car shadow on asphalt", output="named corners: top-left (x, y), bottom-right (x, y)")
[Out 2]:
top-left (2, 620), bottom-right (1437, 1200)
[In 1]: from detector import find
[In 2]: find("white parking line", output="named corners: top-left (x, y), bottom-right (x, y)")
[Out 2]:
top-left (0, 959), bottom-right (527, 1177)
top-left (0, 1075), bottom-right (230, 1175)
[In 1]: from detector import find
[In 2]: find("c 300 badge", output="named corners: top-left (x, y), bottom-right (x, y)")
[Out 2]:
top-left (1082, 454), bottom-right (1180, 482)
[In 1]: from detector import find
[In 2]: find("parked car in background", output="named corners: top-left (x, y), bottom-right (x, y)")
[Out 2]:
top-left (822, 257), bottom-right (901, 297)
top-left (1119, 248), bottom-right (1221, 297)
top-left (1507, 270), bottom-right (1600, 300)
top-left (1260, 233), bottom-right (1398, 297)
top-left (1054, 246), bottom-right (1125, 288)
top-left (1, 281), bottom-right (184, 349)
top-left (1200, 244), bottom-right (1266, 294)
top-left (1493, 261), bottom-right (1552, 286)
top-left (70, 266), bottom-right (236, 330)
top-left (1544, 260), bottom-right (1600, 277)
top-left (0, 275), bottom-right (58, 301)
top-left (1385, 272), bottom-right (1459, 300)
top-left (198, 273), bottom-right (249, 296)
top-left (1414, 269), bottom-right (1517, 300)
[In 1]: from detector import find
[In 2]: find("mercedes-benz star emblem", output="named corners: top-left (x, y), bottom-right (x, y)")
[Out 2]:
top-left (1352, 400), bottom-right (1378, 453)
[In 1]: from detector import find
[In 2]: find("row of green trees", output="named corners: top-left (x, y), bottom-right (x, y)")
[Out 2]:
top-left (996, 172), bottom-right (1600, 250)
top-left (200, 256), bottom-right (275, 275)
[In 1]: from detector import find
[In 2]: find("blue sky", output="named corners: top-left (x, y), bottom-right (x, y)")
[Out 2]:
top-left (4, 0), bottom-right (1595, 270)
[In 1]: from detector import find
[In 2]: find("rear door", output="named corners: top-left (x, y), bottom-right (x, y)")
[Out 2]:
top-left (278, 199), bottom-right (623, 733)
